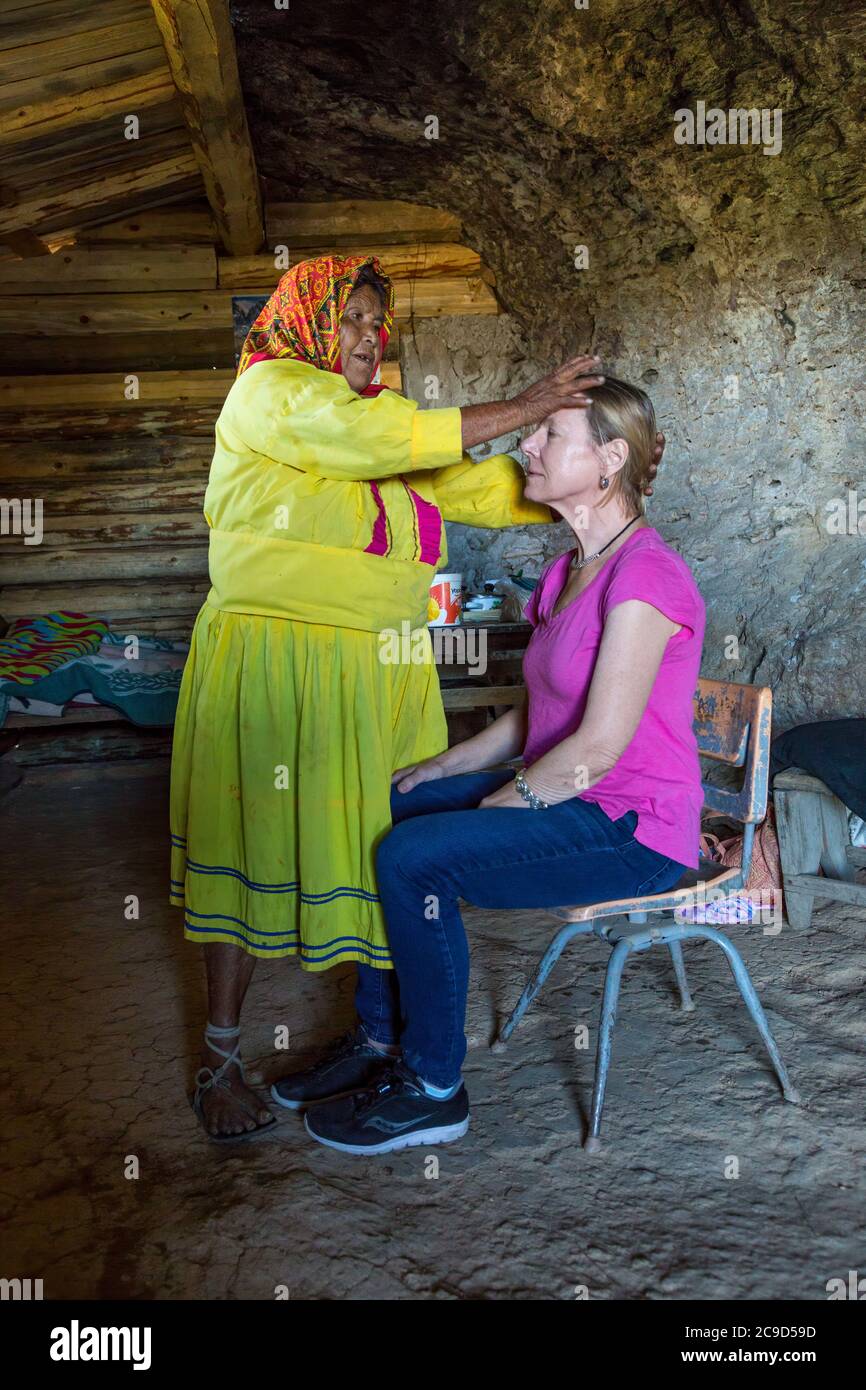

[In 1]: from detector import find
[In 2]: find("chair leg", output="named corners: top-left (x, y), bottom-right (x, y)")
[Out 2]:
top-left (668, 941), bottom-right (695, 1012)
top-left (492, 920), bottom-right (590, 1050)
top-left (691, 926), bottom-right (801, 1104)
top-left (585, 939), bottom-right (632, 1152)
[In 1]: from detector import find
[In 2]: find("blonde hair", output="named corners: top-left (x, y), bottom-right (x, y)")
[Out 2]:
top-left (586, 376), bottom-right (657, 514)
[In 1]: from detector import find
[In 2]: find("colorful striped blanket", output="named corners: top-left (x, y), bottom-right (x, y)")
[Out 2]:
top-left (0, 612), bottom-right (108, 686)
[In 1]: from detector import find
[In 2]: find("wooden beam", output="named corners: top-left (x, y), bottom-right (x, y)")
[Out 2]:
top-left (149, 0), bottom-right (263, 255)
top-left (0, 369), bottom-right (233, 409)
top-left (266, 200), bottom-right (462, 247)
top-left (219, 243), bottom-right (486, 291)
top-left (0, 243), bottom-right (218, 293)
top-left (5, 542), bottom-right (209, 585)
top-left (0, 364), bottom-right (402, 411)
top-left (0, 579), bottom-right (211, 619)
top-left (0, 280), bottom-right (497, 335)
top-left (57, 202), bottom-right (216, 244)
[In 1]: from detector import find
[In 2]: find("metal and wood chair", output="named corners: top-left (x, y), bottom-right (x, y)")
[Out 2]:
top-left (492, 677), bottom-right (801, 1151)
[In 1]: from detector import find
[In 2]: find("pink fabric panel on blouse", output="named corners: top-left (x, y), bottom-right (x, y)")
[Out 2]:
top-left (364, 481), bottom-right (390, 556)
top-left (522, 527), bottom-right (706, 868)
top-left (404, 484), bottom-right (443, 567)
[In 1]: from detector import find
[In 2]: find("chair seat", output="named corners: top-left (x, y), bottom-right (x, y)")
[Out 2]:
top-left (551, 859), bottom-right (742, 923)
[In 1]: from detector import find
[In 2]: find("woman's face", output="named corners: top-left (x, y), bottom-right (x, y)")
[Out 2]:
top-left (339, 283), bottom-right (385, 393)
top-left (521, 408), bottom-right (602, 508)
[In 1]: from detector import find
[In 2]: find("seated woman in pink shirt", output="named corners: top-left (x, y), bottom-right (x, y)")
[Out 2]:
top-left (303, 375), bottom-right (706, 1156)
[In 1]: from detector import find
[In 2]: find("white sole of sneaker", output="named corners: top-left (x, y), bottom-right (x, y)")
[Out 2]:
top-left (304, 1114), bottom-right (470, 1155)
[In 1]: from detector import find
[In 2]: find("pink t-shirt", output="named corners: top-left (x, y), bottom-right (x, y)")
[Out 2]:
top-left (522, 527), bottom-right (706, 868)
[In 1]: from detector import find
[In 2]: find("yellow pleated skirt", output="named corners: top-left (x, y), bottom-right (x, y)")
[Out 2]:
top-left (169, 602), bottom-right (447, 970)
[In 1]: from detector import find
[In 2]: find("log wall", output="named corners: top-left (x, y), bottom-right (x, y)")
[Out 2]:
top-left (0, 198), bottom-right (497, 641)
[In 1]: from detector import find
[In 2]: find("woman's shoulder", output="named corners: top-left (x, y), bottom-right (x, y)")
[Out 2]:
top-left (617, 526), bottom-right (698, 580)
top-left (227, 357), bottom-right (332, 408)
top-left (606, 527), bottom-right (705, 613)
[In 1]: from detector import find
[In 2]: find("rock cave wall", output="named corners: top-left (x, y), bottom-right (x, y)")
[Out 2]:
top-left (233, 0), bottom-right (866, 727)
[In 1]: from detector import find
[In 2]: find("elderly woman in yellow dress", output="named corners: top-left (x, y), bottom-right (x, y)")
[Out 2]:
top-left (170, 252), bottom-right (657, 1141)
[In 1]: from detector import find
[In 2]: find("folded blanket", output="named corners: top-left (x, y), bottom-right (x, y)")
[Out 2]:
top-left (0, 630), bottom-right (189, 728)
top-left (0, 612), bottom-right (107, 685)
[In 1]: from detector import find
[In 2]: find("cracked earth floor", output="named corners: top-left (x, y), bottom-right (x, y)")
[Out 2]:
top-left (2, 758), bottom-right (865, 1300)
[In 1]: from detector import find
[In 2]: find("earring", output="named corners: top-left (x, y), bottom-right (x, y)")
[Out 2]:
top-left (599, 476), bottom-right (610, 489)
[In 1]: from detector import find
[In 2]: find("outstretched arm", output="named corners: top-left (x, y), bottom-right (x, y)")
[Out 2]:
top-left (479, 599), bottom-right (679, 809)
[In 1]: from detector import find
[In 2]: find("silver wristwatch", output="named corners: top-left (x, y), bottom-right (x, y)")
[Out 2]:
top-left (514, 768), bottom-right (549, 810)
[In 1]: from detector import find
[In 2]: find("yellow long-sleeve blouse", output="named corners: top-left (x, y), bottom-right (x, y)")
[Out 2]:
top-left (204, 358), bottom-right (552, 633)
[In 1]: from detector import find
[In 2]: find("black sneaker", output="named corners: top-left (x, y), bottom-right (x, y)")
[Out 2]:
top-left (270, 1029), bottom-right (394, 1111)
top-left (304, 1060), bottom-right (470, 1154)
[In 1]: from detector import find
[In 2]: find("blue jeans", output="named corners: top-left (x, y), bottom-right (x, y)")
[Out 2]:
top-left (355, 770), bottom-right (687, 1088)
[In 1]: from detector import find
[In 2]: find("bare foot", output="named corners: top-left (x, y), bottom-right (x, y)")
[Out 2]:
top-left (198, 1041), bottom-right (275, 1138)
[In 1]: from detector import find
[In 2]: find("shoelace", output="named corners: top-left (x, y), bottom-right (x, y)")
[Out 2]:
top-left (354, 1062), bottom-right (417, 1117)
top-left (305, 1029), bottom-right (361, 1076)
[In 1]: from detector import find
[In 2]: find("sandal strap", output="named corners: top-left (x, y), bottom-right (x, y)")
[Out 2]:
top-left (193, 1021), bottom-right (275, 1134)
top-left (196, 1021), bottom-right (245, 1095)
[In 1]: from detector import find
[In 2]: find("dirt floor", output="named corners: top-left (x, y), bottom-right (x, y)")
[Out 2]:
top-left (2, 757), bottom-right (865, 1301)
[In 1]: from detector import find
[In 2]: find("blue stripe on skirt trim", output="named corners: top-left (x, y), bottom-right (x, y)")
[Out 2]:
top-left (184, 917), bottom-right (392, 963)
top-left (170, 844), bottom-right (381, 903)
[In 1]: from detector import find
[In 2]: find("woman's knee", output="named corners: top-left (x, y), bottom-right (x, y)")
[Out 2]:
top-left (376, 818), bottom-right (438, 887)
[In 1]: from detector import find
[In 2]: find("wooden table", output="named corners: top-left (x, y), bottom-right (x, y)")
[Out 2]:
top-left (435, 620), bottom-right (531, 743)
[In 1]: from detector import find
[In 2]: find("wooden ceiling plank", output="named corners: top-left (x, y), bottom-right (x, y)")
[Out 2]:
top-left (266, 200), bottom-right (462, 247)
top-left (0, 150), bottom-right (201, 236)
top-left (0, 17), bottom-right (161, 85)
top-left (0, 1), bottom-right (148, 47)
top-left (0, 67), bottom-right (175, 145)
top-left (219, 243), bottom-right (484, 290)
top-left (149, 0), bottom-right (263, 255)
top-left (0, 43), bottom-right (166, 112)
top-left (59, 201), bottom-right (216, 245)
top-left (0, 107), bottom-right (188, 185)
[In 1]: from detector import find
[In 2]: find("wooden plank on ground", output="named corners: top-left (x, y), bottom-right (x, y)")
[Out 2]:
top-left (266, 200), bottom-right (462, 247)
top-left (149, 0), bottom-right (263, 255)
top-left (0, 242), bottom-right (218, 292)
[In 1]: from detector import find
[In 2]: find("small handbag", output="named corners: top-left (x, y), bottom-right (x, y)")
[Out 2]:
top-left (682, 804), bottom-right (784, 924)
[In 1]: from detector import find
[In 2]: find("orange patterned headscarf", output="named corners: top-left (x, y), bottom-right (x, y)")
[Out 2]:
top-left (236, 253), bottom-right (395, 396)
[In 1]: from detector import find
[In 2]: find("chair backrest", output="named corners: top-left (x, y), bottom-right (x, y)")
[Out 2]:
top-left (692, 677), bottom-right (772, 827)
